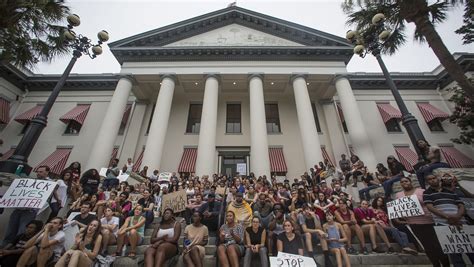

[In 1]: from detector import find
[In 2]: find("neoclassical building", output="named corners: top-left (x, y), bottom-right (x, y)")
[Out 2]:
top-left (1, 6), bottom-right (473, 178)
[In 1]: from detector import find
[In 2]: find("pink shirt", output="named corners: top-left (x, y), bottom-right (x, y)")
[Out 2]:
top-left (395, 188), bottom-right (433, 225)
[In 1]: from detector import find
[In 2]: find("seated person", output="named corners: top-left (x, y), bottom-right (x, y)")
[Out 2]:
top-left (145, 208), bottom-right (181, 267)
top-left (358, 167), bottom-right (380, 201)
top-left (244, 217), bottom-right (268, 267)
top-left (71, 202), bottom-right (98, 230)
top-left (297, 204), bottom-right (331, 264)
top-left (55, 219), bottom-right (102, 267)
top-left (67, 193), bottom-right (90, 217)
top-left (416, 147), bottom-right (450, 189)
top-left (104, 158), bottom-right (120, 190)
top-left (227, 192), bottom-right (253, 228)
top-left (198, 193), bottom-right (221, 231)
top-left (252, 193), bottom-right (274, 229)
top-left (277, 220), bottom-right (303, 256)
top-left (186, 194), bottom-right (206, 223)
top-left (244, 186), bottom-right (258, 206)
top-left (218, 211), bottom-right (245, 267)
top-left (183, 211), bottom-right (209, 267)
top-left (16, 217), bottom-right (65, 267)
top-left (138, 189), bottom-right (155, 227)
top-left (114, 191), bottom-right (132, 225)
top-left (115, 205), bottom-right (146, 257)
top-left (0, 220), bottom-right (43, 266)
top-left (100, 207), bottom-right (119, 249)
top-left (334, 199), bottom-right (368, 255)
top-left (323, 212), bottom-right (350, 267)
top-left (354, 200), bottom-right (393, 253)
top-left (267, 204), bottom-right (287, 256)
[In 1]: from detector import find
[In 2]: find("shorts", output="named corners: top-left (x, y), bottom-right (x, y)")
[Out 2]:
top-left (303, 232), bottom-right (321, 245)
top-left (223, 243), bottom-right (245, 256)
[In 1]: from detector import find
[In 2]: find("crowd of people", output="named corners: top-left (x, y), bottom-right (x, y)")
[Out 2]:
top-left (0, 139), bottom-right (473, 267)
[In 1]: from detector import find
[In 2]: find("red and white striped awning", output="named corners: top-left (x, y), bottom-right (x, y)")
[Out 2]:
top-left (109, 146), bottom-right (119, 167)
top-left (377, 103), bottom-right (402, 123)
top-left (269, 147), bottom-right (288, 173)
top-left (178, 148), bottom-right (197, 173)
top-left (0, 97), bottom-right (10, 124)
top-left (336, 103), bottom-right (345, 123)
top-left (59, 105), bottom-right (90, 125)
top-left (121, 104), bottom-right (132, 126)
top-left (320, 146), bottom-right (335, 167)
top-left (394, 146), bottom-right (418, 171)
top-left (417, 103), bottom-right (449, 123)
top-left (439, 146), bottom-right (474, 168)
top-left (132, 147), bottom-right (145, 172)
top-left (0, 148), bottom-right (15, 161)
top-left (14, 105), bottom-right (43, 124)
top-left (34, 148), bottom-right (72, 175)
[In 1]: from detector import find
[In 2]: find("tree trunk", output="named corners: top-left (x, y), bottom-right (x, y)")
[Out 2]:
top-left (400, 1), bottom-right (474, 99)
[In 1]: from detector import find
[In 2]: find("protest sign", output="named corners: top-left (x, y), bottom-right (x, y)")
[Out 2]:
top-left (434, 225), bottom-right (474, 254)
top-left (460, 198), bottom-right (474, 220)
top-left (0, 178), bottom-right (57, 209)
top-left (236, 163), bottom-right (246, 174)
top-left (270, 252), bottom-right (316, 267)
top-left (63, 222), bottom-right (80, 250)
top-left (99, 168), bottom-right (108, 177)
top-left (386, 194), bottom-right (424, 220)
top-left (128, 193), bottom-right (142, 204)
top-left (161, 190), bottom-right (187, 213)
top-left (117, 173), bottom-right (130, 183)
top-left (158, 172), bottom-right (172, 182)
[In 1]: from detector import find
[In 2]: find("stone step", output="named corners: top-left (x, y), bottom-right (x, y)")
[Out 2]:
top-left (137, 234), bottom-right (217, 245)
top-left (315, 253), bottom-right (431, 266)
top-left (107, 244), bottom-right (217, 255)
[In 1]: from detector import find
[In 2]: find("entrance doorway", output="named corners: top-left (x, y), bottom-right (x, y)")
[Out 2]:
top-left (218, 149), bottom-right (249, 178)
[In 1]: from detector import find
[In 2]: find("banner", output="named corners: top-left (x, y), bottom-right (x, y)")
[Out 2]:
top-left (386, 194), bottom-right (424, 220)
top-left (161, 190), bottom-right (187, 213)
top-left (0, 178), bottom-right (57, 209)
top-left (270, 252), bottom-right (316, 267)
top-left (158, 172), bottom-right (172, 182)
top-left (434, 225), bottom-right (474, 254)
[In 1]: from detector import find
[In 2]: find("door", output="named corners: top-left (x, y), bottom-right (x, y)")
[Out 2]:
top-left (221, 155), bottom-right (246, 177)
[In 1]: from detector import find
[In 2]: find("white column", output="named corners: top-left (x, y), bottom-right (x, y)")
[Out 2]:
top-left (195, 74), bottom-right (219, 176)
top-left (249, 74), bottom-right (271, 178)
top-left (141, 75), bottom-right (176, 171)
top-left (335, 76), bottom-right (377, 169)
top-left (86, 77), bottom-right (133, 170)
top-left (292, 75), bottom-right (323, 170)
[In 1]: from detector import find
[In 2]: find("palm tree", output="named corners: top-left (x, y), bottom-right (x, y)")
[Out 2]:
top-left (343, 0), bottom-right (474, 99)
top-left (0, 0), bottom-right (71, 69)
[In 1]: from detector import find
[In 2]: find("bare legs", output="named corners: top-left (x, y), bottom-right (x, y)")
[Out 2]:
top-left (144, 242), bottom-right (178, 267)
top-left (217, 244), bottom-right (241, 267)
top-left (17, 246), bottom-right (52, 267)
top-left (183, 246), bottom-right (203, 267)
top-left (55, 250), bottom-right (92, 267)
top-left (101, 229), bottom-right (116, 253)
top-left (330, 247), bottom-right (351, 267)
top-left (115, 229), bottom-right (140, 256)
top-left (361, 224), bottom-right (377, 250)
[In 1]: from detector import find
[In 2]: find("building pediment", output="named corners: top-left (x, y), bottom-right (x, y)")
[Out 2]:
top-left (109, 6), bottom-right (354, 64)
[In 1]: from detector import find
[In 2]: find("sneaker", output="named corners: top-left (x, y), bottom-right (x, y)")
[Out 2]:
top-left (387, 247), bottom-right (395, 254)
top-left (373, 246), bottom-right (385, 253)
top-left (362, 247), bottom-right (369, 255)
top-left (402, 247), bottom-right (418, 255)
top-left (348, 246), bottom-right (357, 255)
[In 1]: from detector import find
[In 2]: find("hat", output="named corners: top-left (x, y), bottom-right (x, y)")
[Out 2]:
top-left (235, 192), bottom-right (244, 197)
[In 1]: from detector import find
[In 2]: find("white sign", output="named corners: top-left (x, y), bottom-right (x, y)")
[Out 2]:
top-left (158, 172), bottom-right (172, 182)
top-left (99, 168), bottom-right (108, 177)
top-left (0, 179), bottom-right (57, 209)
top-left (236, 163), bottom-right (247, 174)
top-left (434, 225), bottom-right (474, 254)
top-left (63, 222), bottom-right (80, 250)
top-left (270, 252), bottom-right (316, 267)
top-left (386, 194), bottom-right (424, 220)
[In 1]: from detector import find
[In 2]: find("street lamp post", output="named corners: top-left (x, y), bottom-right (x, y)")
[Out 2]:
top-left (346, 13), bottom-right (426, 157)
top-left (0, 14), bottom-right (109, 175)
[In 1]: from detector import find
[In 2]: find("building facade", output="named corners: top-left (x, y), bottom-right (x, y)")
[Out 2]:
top-left (1, 6), bottom-right (473, 178)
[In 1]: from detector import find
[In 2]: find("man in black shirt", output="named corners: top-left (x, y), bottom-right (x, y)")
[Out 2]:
top-left (198, 193), bottom-right (221, 231)
top-left (72, 202), bottom-right (97, 229)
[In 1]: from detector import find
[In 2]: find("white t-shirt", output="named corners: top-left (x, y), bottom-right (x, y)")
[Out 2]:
top-left (126, 163), bottom-right (134, 173)
top-left (36, 230), bottom-right (65, 259)
top-left (51, 180), bottom-right (68, 207)
top-left (101, 216), bottom-right (119, 236)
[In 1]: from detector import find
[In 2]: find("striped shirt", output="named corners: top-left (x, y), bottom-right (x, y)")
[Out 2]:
top-left (423, 187), bottom-right (466, 225)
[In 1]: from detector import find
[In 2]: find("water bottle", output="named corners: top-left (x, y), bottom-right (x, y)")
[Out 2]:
top-left (184, 238), bottom-right (191, 248)
top-left (15, 165), bottom-right (24, 176)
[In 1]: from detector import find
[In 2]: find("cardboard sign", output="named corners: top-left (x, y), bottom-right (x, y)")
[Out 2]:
top-left (434, 225), bottom-right (474, 254)
top-left (161, 190), bottom-right (187, 213)
top-left (158, 172), bottom-right (172, 182)
top-left (0, 178), bottom-right (57, 209)
top-left (386, 194), bottom-right (424, 220)
top-left (270, 252), bottom-right (316, 267)
top-left (236, 163), bottom-right (246, 174)
top-left (99, 168), bottom-right (108, 177)
top-left (128, 193), bottom-right (142, 203)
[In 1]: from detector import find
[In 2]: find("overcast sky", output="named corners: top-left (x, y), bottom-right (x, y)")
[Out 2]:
top-left (35, 0), bottom-right (473, 75)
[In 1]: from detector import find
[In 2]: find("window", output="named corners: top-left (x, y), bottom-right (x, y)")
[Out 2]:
top-left (146, 104), bottom-right (155, 134)
top-left (226, 104), bottom-right (241, 133)
top-left (428, 119), bottom-right (444, 132)
top-left (64, 121), bottom-right (82, 134)
top-left (311, 102), bottom-right (322, 133)
top-left (265, 103), bottom-right (281, 133)
top-left (342, 121), bottom-right (348, 133)
top-left (385, 118), bottom-right (402, 132)
top-left (118, 123), bottom-right (126, 135)
top-left (186, 104), bottom-right (202, 133)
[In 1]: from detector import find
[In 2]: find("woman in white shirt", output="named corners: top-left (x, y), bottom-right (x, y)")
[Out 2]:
top-left (100, 207), bottom-right (119, 249)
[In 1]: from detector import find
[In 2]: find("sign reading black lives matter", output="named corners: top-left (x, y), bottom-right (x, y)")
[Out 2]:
top-left (434, 225), bottom-right (474, 254)
top-left (0, 178), bottom-right (57, 209)
top-left (386, 195), bottom-right (424, 220)
top-left (161, 190), bottom-right (187, 213)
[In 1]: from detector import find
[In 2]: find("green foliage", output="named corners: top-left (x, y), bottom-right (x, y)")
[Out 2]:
top-left (447, 81), bottom-right (474, 145)
top-left (455, 0), bottom-right (474, 44)
top-left (0, 0), bottom-right (71, 69)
